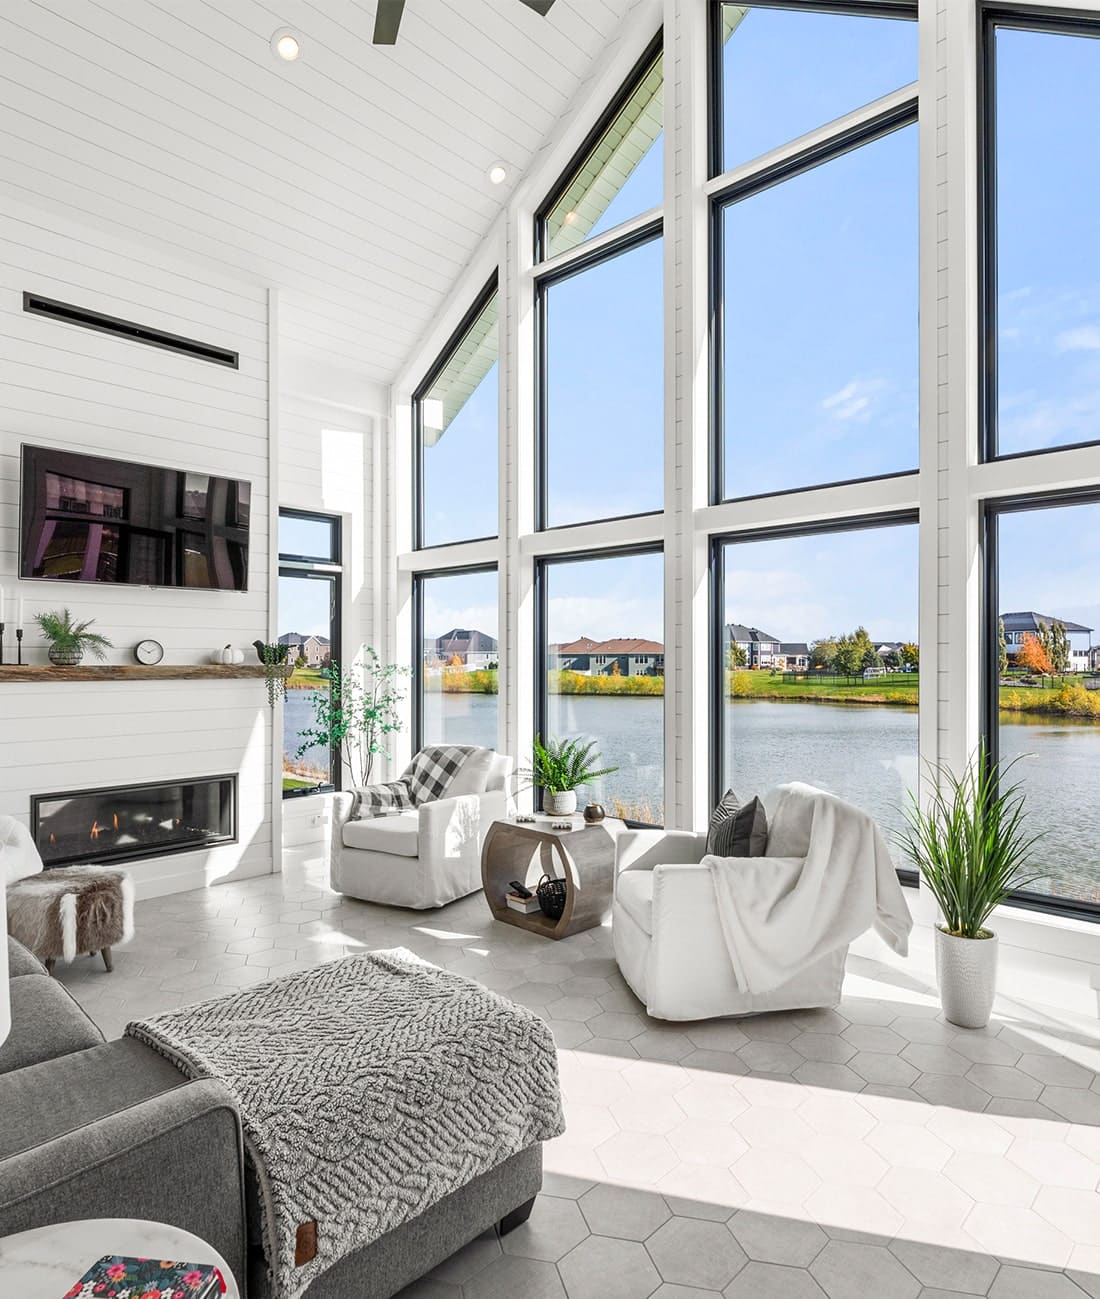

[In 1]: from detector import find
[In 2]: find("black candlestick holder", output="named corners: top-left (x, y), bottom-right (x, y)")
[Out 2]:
top-left (0, 621), bottom-right (4, 665)
top-left (15, 627), bottom-right (22, 665)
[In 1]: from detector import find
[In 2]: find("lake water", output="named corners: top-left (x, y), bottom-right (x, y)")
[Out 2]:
top-left (289, 690), bottom-right (1100, 903)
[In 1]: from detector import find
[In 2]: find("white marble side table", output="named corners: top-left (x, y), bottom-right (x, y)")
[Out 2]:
top-left (0, 1218), bottom-right (240, 1299)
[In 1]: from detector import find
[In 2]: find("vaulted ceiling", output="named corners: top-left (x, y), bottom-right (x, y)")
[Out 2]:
top-left (1, 0), bottom-right (647, 399)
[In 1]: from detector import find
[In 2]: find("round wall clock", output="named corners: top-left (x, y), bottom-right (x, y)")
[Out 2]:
top-left (134, 638), bottom-right (164, 665)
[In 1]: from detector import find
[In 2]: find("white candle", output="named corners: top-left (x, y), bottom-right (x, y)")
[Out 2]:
top-left (0, 585), bottom-right (5, 625)
top-left (17, 596), bottom-right (24, 630)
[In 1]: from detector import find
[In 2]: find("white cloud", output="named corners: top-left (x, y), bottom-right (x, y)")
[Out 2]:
top-left (820, 378), bottom-right (887, 424)
top-left (1055, 324), bottom-right (1100, 353)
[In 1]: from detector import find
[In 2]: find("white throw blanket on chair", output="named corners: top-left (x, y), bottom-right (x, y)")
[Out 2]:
top-left (704, 782), bottom-right (912, 995)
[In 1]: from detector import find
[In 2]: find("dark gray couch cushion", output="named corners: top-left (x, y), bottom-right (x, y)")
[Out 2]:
top-left (7, 937), bottom-right (45, 978)
top-left (0, 1038), bottom-right (185, 1159)
top-left (0, 972), bottom-right (104, 1075)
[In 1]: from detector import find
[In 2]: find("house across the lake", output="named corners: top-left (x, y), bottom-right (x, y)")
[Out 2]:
top-left (279, 632), bottom-right (331, 667)
top-left (424, 628), bottom-right (498, 671)
top-left (726, 624), bottom-right (783, 668)
top-left (551, 636), bottom-right (665, 676)
top-left (1001, 611), bottom-right (1094, 672)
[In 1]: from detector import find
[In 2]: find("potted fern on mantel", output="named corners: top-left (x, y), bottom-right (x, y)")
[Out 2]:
top-left (36, 609), bottom-right (112, 667)
top-left (899, 747), bottom-right (1044, 1029)
top-left (524, 735), bottom-right (618, 816)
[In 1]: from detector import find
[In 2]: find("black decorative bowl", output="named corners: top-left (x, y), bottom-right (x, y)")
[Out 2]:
top-left (536, 874), bottom-right (568, 921)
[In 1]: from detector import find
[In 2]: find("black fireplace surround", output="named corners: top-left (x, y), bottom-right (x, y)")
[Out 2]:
top-left (32, 775), bottom-right (237, 868)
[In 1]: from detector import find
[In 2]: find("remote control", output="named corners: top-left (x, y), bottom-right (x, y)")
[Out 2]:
top-left (509, 880), bottom-right (534, 899)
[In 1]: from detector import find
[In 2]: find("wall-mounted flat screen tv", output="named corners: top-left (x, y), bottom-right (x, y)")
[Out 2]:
top-left (19, 445), bottom-right (251, 591)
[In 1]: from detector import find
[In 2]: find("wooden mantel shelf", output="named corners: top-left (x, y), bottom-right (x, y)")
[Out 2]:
top-left (0, 664), bottom-right (292, 683)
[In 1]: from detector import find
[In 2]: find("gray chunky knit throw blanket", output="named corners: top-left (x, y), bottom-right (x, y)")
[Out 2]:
top-left (126, 948), bottom-right (564, 1299)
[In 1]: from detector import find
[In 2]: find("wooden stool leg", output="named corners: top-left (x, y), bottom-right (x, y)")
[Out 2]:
top-left (101, 947), bottom-right (113, 973)
top-left (45, 958), bottom-right (56, 976)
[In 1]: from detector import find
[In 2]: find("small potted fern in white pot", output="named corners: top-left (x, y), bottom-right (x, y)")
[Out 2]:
top-left (899, 747), bottom-right (1043, 1029)
top-left (525, 735), bottom-right (618, 816)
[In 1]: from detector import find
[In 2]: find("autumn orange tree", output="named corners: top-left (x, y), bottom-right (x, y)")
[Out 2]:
top-left (1015, 632), bottom-right (1053, 676)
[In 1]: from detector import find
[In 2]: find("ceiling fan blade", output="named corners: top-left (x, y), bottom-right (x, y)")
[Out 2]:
top-left (373, 0), bottom-right (406, 44)
top-left (517, 0), bottom-right (557, 14)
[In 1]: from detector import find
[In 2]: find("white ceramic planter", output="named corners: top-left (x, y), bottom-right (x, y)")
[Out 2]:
top-left (544, 791), bottom-right (577, 816)
top-left (935, 926), bottom-right (999, 1029)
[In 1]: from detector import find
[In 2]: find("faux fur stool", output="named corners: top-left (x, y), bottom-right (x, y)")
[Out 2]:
top-left (7, 865), bottom-right (134, 974)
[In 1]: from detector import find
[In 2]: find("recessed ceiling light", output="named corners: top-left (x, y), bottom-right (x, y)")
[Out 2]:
top-left (272, 30), bottom-right (302, 61)
top-left (564, 210), bottom-right (578, 225)
top-left (488, 163), bottom-right (508, 185)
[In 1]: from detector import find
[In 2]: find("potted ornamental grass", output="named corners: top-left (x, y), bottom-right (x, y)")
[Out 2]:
top-left (898, 747), bottom-right (1044, 1029)
top-left (36, 609), bottom-right (112, 666)
top-left (525, 735), bottom-right (618, 816)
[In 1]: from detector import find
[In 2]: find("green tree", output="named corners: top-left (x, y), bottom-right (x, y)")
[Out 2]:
top-left (1037, 620), bottom-right (1053, 663)
top-left (810, 637), bottom-right (838, 670)
top-left (727, 641), bottom-right (747, 669)
top-left (832, 634), bottom-right (863, 677)
top-left (997, 620), bottom-right (1007, 677)
top-left (900, 641), bottom-right (920, 672)
top-left (1051, 620), bottom-right (1070, 675)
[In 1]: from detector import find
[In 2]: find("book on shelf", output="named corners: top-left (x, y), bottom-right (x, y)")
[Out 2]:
top-left (506, 892), bottom-right (541, 915)
top-left (64, 1255), bottom-right (226, 1299)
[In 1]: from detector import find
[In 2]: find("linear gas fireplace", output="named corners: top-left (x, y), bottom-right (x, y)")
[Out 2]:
top-left (32, 775), bottom-right (237, 868)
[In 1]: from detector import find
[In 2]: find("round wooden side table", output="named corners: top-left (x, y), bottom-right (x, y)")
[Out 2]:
top-left (0, 1218), bottom-right (240, 1299)
top-left (481, 814), bottom-right (625, 939)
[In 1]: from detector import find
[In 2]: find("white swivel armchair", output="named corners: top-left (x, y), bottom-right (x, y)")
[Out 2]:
top-left (330, 749), bottom-right (514, 909)
top-left (612, 788), bottom-right (848, 1021)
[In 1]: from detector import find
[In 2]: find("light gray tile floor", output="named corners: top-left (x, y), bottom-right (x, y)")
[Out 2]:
top-left (54, 850), bottom-right (1100, 1298)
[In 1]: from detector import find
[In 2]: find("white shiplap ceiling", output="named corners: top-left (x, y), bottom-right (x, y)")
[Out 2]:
top-left (0, 0), bottom-right (646, 396)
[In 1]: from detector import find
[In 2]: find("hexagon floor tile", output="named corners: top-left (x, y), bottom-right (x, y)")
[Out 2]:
top-left (53, 848), bottom-right (1100, 1299)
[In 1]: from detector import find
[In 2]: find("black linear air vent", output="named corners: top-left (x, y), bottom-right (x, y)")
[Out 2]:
top-left (23, 292), bottom-right (239, 369)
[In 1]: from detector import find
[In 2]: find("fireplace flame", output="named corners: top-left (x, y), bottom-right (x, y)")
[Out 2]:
top-left (113, 812), bottom-right (119, 830)
top-left (49, 833), bottom-right (56, 845)
top-left (90, 820), bottom-right (101, 839)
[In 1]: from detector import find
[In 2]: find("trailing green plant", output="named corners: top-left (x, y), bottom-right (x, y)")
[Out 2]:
top-left (897, 746), bottom-right (1046, 939)
top-left (295, 650), bottom-right (408, 787)
top-left (522, 735), bottom-right (618, 795)
top-left (252, 640), bottom-right (290, 707)
top-left (35, 609), bottom-right (112, 660)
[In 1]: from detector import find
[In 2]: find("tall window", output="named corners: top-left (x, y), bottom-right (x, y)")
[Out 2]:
top-left (716, 520), bottom-right (918, 849)
top-left (711, 5), bottom-right (918, 502)
top-left (414, 278), bottom-right (498, 549)
top-left (415, 567), bottom-right (499, 751)
top-left (986, 497), bottom-right (1100, 913)
top-left (279, 510), bottom-right (341, 796)
top-left (536, 41), bottom-right (664, 531)
top-left (983, 16), bottom-right (1100, 459)
top-left (540, 233), bottom-right (663, 528)
top-left (538, 549), bottom-right (664, 823)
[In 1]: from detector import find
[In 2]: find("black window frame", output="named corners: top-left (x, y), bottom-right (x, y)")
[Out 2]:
top-left (534, 543), bottom-right (664, 822)
top-left (707, 0), bottom-right (918, 182)
top-left (709, 510), bottom-right (920, 881)
top-left (412, 273), bottom-right (500, 553)
top-left (278, 507), bottom-right (343, 799)
top-left (534, 31), bottom-right (664, 265)
top-left (412, 563), bottom-right (500, 753)
top-left (709, 94), bottom-right (918, 508)
top-left (978, 5), bottom-right (1100, 465)
top-left (982, 487), bottom-right (1100, 922)
top-left (535, 220), bottom-right (664, 533)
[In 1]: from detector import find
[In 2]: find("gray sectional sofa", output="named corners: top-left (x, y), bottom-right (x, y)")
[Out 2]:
top-left (0, 937), bottom-right (541, 1299)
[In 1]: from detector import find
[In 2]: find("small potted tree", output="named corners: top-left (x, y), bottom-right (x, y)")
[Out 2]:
top-left (295, 651), bottom-right (408, 787)
top-left (525, 735), bottom-right (617, 816)
top-left (36, 609), bottom-right (112, 666)
top-left (899, 747), bottom-right (1044, 1028)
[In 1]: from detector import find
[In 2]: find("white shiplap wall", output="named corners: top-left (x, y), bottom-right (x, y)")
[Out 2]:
top-left (0, 198), bottom-right (274, 897)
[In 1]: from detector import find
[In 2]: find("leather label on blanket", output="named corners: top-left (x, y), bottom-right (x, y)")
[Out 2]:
top-left (295, 1220), bottom-right (318, 1265)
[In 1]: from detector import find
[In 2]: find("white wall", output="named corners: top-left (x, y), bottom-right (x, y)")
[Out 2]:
top-left (0, 197), bottom-right (275, 897)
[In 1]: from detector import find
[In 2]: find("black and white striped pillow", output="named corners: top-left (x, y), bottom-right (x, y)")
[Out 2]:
top-left (706, 788), bottom-right (769, 858)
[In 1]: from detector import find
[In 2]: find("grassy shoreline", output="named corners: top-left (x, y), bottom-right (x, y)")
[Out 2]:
top-left (294, 664), bottom-right (1100, 722)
